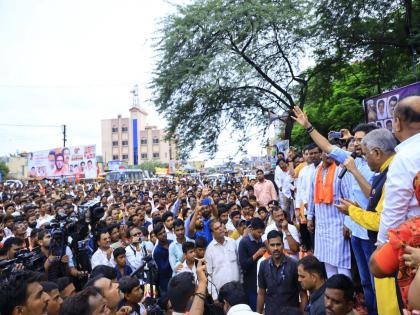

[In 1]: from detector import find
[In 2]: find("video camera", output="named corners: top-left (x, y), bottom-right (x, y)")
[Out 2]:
top-left (0, 247), bottom-right (44, 277)
top-left (131, 254), bottom-right (159, 287)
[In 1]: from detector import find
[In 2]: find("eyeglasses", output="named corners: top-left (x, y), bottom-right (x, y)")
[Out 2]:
top-left (131, 232), bottom-right (141, 237)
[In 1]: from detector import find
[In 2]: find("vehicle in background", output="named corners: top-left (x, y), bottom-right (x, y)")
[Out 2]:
top-left (105, 169), bottom-right (143, 182)
top-left (4, 180), bottom-right (24, 188)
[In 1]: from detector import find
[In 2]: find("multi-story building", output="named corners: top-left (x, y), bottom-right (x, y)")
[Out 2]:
top-left (101, 104), bottom-right (176, 165)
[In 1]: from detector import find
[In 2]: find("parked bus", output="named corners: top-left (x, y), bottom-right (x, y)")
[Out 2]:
top-left (105, 169), bottom-right (143, 182)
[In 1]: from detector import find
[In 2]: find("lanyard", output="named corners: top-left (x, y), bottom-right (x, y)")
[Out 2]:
top-left (269, 260), bottom-right (286, 287)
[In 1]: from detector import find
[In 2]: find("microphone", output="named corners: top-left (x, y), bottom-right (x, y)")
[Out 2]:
top-left (338, 152), bottom-right (358, 179)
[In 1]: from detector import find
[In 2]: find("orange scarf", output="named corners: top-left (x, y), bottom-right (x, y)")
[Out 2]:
top-left (314, 162), bottom-right (336, 204)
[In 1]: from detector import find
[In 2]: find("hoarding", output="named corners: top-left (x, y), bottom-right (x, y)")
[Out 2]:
top-left (363, 81), bottom-right (420, 130)
top-left (28, 145), bottom-right (97, 179)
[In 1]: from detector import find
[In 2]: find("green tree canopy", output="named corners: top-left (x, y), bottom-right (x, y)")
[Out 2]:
top-left (153, 0), bottom-right (420, 156)
top-left (0, 161), bottom-right (9, 180)
top-left (153, 0), bottom-right (319, 158)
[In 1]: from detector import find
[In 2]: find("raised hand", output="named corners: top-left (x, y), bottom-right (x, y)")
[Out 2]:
top-left (291, 106), bottom-right (311, 128)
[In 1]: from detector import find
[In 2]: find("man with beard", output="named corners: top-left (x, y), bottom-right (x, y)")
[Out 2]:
top-left (91, 230), bottom-right (115, 269)
top-left (308, 153), bottom-right (352, 278)
top-left (41, 282), bottom-right (64, 315)
top-left (38, 230), bottom-right (81, 280)
top-left (218, 204), bottom-right (229, 226)
top-left (262, 207), bottom-right (300, 260)
top-left (53, 153), bottom-right (65, 176)
top-left (324, 275), bottom-right (357, 315)
top-left (187, 198), bottom-right (214, 243)
top-left (293, 106), bottom-right (378, 315)
top-left (162, 212), bottom-right (176, 241)
top-left (144, 202), bottom-right (153, 223)
top-left (297, 256), bottom-right (327, 315)
top-left (168, 219), bottom-right (189, 275)
top-left (152, 223), bottom-right (173, 296)
top-left (0, 236), bottom-right (24, 260)
top-left (253, 170), bottom-right (277, 208)
top-left (125, 227), bottom-right (147, 270)
top-left (0, 270), bottom-right (51, 315)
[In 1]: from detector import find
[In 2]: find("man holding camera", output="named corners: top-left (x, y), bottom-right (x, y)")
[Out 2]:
top-left (38, 230), bottom-right (82, 280)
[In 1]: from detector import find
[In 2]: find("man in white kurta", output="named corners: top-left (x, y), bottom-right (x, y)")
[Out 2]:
top-left (307, 154), bottom-right (352, 278)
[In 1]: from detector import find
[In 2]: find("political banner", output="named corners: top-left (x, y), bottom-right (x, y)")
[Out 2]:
top-left (363, 81), bottom-right (420, 130)
top-left (276, 140), bottom-right (289, 155)
top-left (107, 160), bottom-right (127, 171)
top-left (28, 145), bottom-right (97, 179)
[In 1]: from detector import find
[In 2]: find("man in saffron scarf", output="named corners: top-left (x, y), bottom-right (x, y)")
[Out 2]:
top-left (307, 153), bottom-right (352, 279)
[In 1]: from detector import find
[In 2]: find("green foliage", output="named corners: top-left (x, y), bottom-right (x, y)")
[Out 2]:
top-left (152, 0), bottom-right (314, 158)
top-left (0, 161), bottom-right (9, 180)
top-left (153, 0), bottom-right (420, 155)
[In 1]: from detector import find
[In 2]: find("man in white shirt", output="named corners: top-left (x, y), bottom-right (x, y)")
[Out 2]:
top-left (218, 281), bottom-right (261, 315)
top-left (294, 144), bottom-right (321, 252)
top-left (378, 96), bottom-right (420, 244)
top-left (262, 207), bottom-right (300, 260)
top-left (125, 227), bottom-right (147, 270)
top-left (36, 203), bottom-right (54, 228)
top-left (162, 212), bottom-right (176, 241)
top-left (91, 230), bottom-right (115, 269)
top-left (274, 158), bottom-right (293, 211)
top-left (205, 220), bottom-right (241, 299)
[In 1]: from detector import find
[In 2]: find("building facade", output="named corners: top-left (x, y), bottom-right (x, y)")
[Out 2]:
top-left (3, 155), bottom-right (28, 179)
top-left (101, 105), bottom-right (176, 165)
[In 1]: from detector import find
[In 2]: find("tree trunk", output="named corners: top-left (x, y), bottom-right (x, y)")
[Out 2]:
top-left (284, 115), bottom-right (295, 143)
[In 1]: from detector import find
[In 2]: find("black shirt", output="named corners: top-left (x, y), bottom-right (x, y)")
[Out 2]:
top-left (238, 234), bottom-right (265, 290)
top-left (258, 256), bottom-right (300, 315)
top-left (308, 282), bottom-right (326, 315)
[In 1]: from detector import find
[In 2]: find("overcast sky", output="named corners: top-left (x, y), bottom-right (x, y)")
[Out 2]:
top-left (0, 0), bottom-right (265, 163)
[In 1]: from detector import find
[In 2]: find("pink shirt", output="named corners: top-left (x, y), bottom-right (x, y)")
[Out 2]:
top-left (254, 179), bottom-right (277, 207)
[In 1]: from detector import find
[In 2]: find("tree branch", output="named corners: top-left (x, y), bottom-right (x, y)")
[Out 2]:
top-left (227, 33), bottom-right (295, 107)
top-left (272, 24), bottom-right (307, 85)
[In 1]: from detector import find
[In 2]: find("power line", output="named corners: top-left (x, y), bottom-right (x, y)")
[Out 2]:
top-left (0, 123), bottom-right (62, 128)
top-left (0, 83), bottom-right (136, 89)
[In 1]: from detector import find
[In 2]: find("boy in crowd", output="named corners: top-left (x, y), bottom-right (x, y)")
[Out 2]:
top-left (177, 241), bottom-right (197, 281)
top-left (118, 276), bottom-right (146, 315)
top-left (113, 247), bottom-right (133, 279)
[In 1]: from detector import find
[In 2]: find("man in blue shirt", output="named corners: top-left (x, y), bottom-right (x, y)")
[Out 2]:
top-left (238, 217), bottom-right (266, 311)
top-left (293, 106), bottom-right (378, 315)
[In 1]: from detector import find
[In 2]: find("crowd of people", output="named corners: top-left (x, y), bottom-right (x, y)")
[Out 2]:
top-left (0, 95), bottom-right (419, 315)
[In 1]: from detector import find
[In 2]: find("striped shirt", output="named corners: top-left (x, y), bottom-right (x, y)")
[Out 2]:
top-left (307, 163), bottom-right (352, 269)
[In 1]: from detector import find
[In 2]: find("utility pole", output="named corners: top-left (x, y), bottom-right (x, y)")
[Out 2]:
top-left (63, 124), bottom-right (67, 147)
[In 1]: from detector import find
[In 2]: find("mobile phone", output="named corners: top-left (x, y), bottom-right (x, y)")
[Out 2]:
top-left (194, 258), bottom-right (205, 267)
top-left (328, 131), bottom-right (342, 140)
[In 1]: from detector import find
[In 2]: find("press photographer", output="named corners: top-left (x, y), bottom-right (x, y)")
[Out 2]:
top-left (37, 229), bottom-right (84, 280)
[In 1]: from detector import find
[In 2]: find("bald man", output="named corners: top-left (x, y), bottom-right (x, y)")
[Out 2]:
top-left (377, 95), bottom-right (420, 244)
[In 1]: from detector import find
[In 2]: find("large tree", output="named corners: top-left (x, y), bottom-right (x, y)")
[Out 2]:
top-left (152, 0), bottom-right (320, 158)
top-left (153, 0), bottom-right (420, 158)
